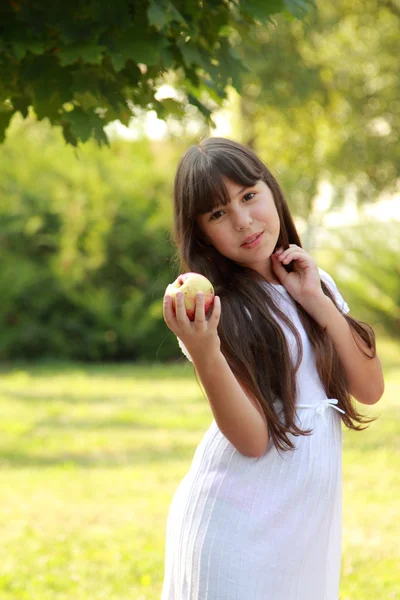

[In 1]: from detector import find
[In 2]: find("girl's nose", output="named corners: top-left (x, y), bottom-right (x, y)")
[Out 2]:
top-left (233, 210), bottom-right (252, 230)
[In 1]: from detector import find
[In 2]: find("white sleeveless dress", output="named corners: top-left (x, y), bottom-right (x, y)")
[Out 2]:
top-left (161, 269), bottom-right (350, 600)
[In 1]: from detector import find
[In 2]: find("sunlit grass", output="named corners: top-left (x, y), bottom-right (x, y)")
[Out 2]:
top-left (0, 337), bottom-right (398, 599)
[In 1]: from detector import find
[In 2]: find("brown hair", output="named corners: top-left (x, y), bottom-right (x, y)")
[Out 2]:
top-left (171, 136), bottom-right (377, 455)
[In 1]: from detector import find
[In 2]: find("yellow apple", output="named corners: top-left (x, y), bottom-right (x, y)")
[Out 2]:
top-left (165, 272), bottom-right (215, 321)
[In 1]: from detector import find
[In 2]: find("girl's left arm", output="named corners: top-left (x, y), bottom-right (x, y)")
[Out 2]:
top-left (302, 294), bottom-right (384, 405)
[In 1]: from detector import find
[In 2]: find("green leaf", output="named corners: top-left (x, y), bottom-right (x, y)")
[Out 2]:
top-left (159, 45), bottom-right (176, 68)
top-left (22, 55), bottom-right (73, 118)
top-left (109, 28), bottom-right (167, 72)
top-left (187, 93), bottom-right (212, 120)
top-left (93, 124), bottom-right (109, 147)
top-left (177, 38), bottom-right (209, 70)
top-left (215, 40), bottom-right (246, 92)
top-left (61, 121), bottom-right (78, 146)
top-left (58, 43), bottom-right (106, 66)
top-left (116, 105), bottom-right (132, 127)
top-left (11, 39), bottom-right (45, 60)
top-left (11, 96), bottom-right (30, 119)
top-left (147, 0), bottom-right (187, 30)
top-left (72, 90), bottom-right (102, 111)
top-left (240, 0), bottom-right (285, 21)
top-left (63, 106), bottom-right (105, 144)
top-left (284, 0), bottom-right (315, 18)
top-left (0, 110), bottom-right (13, 142)
top-left (147, 1), bottom-right (168, 30)
top-left (33, 92), bottom-right (63, 122)
top-left (10, 42), bottom-right (27, 61)
top-left (197, 76), bottom-right (226, 103)
top-left (154, 97), bottom-right (186, 119)
top-left (108, 52), bottom-right (125, 73)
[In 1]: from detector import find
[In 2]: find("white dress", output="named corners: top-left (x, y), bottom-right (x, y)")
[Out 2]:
top-left (161, 268), bottom-right (350, 600)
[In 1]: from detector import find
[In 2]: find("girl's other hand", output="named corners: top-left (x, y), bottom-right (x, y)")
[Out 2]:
top-left (272, 244), bottom-right (325, 306)
top-left (163, 291), bottom-right (222, 361)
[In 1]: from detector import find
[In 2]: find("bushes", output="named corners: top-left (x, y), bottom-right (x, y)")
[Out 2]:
top-left (316, 221), bottom-right (400, 339)
top-left (0, 115), bottom-right (183, 361)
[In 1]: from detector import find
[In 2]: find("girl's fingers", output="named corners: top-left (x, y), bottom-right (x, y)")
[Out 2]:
top-left (175, 292), bottom-right (190, 323)
top-left (280, 251), bottom-right (304, 264)
top-left (163, 294), bottom-right (174, 327)
top-left (277, 244), bottom-right (302, 259)
top-left (163, 293), bottom-right (185, 327)
top-left (163, 292), bottom-right (220, 333)
top-left (210, 296), bottom-right (221, 326)
top-left (278, 249), bottom-right (310, 265)
top-left (194, 292), bottom-right (205, 323)
top-left (271, 254), bottom-right (287, 279)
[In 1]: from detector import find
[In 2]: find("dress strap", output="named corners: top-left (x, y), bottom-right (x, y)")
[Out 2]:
top-left (296, 399), bottom-right (346, 424)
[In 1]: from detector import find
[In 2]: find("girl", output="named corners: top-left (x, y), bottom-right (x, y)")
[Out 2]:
top-left (161, 137), bottom-right (384, 600)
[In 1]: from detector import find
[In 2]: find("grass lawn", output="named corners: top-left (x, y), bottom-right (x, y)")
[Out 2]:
top-left (0, 336), bottom-right (399, 599)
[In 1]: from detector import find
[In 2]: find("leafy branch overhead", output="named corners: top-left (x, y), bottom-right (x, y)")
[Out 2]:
top-left (0, 0), bottom-right (314, 145)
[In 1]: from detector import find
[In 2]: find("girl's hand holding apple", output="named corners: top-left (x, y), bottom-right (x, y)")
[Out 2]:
top-left (163, 275), bottom-right (221, 363)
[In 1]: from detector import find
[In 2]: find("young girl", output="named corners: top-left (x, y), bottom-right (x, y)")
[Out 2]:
top-left (161, 137), bottom-right (384, 600)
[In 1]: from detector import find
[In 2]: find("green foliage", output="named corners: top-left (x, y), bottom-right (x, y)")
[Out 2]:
top-left (1, 114), bottom-right (398, 363)
top-left (0, 0), bottom-right (314, 146)
top-left (0, 114), bottom-right (186, 361)
top-left (317, 222), bottom-right (400, 339)
top-left (233, 0), bottom-right (400, 212)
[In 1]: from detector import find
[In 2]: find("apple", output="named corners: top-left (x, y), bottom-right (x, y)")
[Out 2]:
top-left (165, 272), bottom-right (215, 321)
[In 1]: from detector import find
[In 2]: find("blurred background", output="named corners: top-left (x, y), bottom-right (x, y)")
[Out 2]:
top-left (0, 1), bottom-right (399, 598)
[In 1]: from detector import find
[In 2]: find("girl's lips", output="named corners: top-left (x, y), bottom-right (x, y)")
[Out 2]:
top-left (241, 231), bottom-right (263, 248)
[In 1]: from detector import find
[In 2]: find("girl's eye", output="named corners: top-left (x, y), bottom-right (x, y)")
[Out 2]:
top-left (210, 192), bottom-right (255, 220)
top-left (244, 192), bottom-right (255, 201)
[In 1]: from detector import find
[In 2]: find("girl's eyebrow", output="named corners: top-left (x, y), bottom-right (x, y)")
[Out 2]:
top-left (234, 185), bottom-right (250, 199)
top-left (207, 185), bottom-right (251, 213)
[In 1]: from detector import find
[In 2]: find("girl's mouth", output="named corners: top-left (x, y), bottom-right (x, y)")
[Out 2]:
top-left (241, 232), bottom-right (263, 248)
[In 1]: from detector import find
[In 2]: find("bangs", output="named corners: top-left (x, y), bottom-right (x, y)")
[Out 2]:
top-left (186, 145), bottom-right (265, 219)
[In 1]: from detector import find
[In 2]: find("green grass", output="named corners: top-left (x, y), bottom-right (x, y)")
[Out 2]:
top-left (0, 337), bottom-right (399, 599)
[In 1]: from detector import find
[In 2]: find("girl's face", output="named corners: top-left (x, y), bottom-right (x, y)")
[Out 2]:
top-left (196, 178), bottom-right (281, 282)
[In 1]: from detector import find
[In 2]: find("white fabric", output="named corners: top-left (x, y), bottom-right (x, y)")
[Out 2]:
top-left (162, 268), bottom-right (350, 599)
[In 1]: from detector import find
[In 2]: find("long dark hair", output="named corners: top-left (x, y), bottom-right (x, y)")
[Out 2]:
top-left (171, 136), bottom-right (377, 454)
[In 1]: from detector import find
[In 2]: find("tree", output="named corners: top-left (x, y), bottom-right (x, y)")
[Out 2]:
top-left (0, 0), bottom-right (314, 146)
top-left (232, 0), bottom-right (400, 213)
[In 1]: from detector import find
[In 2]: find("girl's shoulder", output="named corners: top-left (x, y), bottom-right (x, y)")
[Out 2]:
top-left (318, 267), bottom-right (336, 287)
top-left (318, 267), bottom-right (350, 314)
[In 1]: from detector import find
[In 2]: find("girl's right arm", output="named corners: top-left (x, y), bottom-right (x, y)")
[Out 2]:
top-left (163, 291), bottom-right (270, 458)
